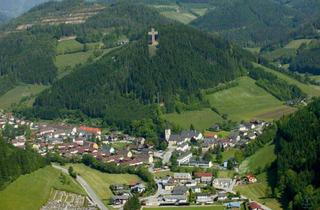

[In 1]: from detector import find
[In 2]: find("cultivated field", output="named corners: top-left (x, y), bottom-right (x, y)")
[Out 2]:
top-left (164, 108), bottom-right (223, 131)
top-left (66, 164), bottom-right (143, 206)
top-left (57, 39), bottom-right (85, 55)
top-left (0, 166), bottom-right (84, 210)
top-left (0, 84), bottom-right (48, 109)
top-left (239, 143), bottom-right (276, 174)
top-left (235, 173), bottom-right (282, 210)
top-left (205, 77), bottom-right (295, 122)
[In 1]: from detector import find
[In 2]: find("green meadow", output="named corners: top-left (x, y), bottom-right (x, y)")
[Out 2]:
top-left (65, 164), bottom-right (143, 206)
top-left (205, 77), bottom-right (295, 122)
top-left (0, 84), bottom-right (48, 109)
top-left (0, 166), bottom-right (84, 210)
top-left (164, 108), bottom-right (223, 131)
top-left (239, 142), bottom-right (276, 174)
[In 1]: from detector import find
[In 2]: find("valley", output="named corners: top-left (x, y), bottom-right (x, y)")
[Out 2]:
top-left (0, 0), bottom-right (319, 210)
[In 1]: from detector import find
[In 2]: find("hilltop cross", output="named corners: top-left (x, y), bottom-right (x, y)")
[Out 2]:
top-left (148, 28), bottom-right (158, 46)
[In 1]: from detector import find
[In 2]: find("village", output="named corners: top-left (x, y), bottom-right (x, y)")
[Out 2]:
top-left (0, 111), bottom-right (270, 210)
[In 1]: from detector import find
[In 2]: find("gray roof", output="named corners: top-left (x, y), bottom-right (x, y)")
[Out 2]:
top-left (172, 186), bottom-right (188, 195)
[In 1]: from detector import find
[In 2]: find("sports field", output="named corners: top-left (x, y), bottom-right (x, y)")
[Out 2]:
top-left (164, 108), bottom-right (223, 131)
top-left (0, 166), bottom-right (84, 210)
top-left (205, 77), bottom-right (295, 122)
top-left (66, 164), bottom-right (143, 205)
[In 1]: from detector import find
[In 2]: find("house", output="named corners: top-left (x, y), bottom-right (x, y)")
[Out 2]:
top-left (213, 178), bottom-right (233, 190)
top-left (196, 194), bottom-right (214, 204)
top-left (217, 191), bottom-right (228, 201)
top-left (249, 202), bottom-right (263, 210)
top-left (161, 195), bottom-right (188, 205)
top-left (246, 174), bottom-right (257, 183)
top-left (174, 173), bottom-right (192, 182)
top-left (177, 152), bottom-right (192, 166)
top-left (194, 172), bottom-right (213, 183)
top-left (190, 186), bottom-right (201, 193)
top-left (164, 182), bottom-right (175, 191)
top-left (176, 142), bottom-right (189, 152)
top-left (172, 185), bottom-right (188, 196)
top-left (188, 159), bottom-right (213, 168)
top-left (131, 183), bottom-right (146, 193)
top-left (225, 202), bottom-right (241, 209)
top-left (111, 195), bottom-right (130, 205)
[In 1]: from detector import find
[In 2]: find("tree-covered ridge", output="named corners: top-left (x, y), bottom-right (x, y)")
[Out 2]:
top-left (191, 0), bottom-right (318, 46)
top-left (275, 98), bottom-right (320, 209)
top-left (33, 24), bottom-right (253, 123)
top-left (289, 40), bottom-right (320, 75)
top-left (249, 67), bottom-right (306, 102)
top-left (0, 137), bottom-right (48, 189)
top-left (0, 32), bottom-right (57, 84)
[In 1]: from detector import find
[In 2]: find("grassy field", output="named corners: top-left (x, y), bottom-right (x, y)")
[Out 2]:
top-left (0, 166), bottom-right (85, 210)
top-left (205, 77), bottom-right (295, 122)
top-left (154, 170), bottom-right (174, 179)
top-left (236, 173), bottom-right (282, 210)
top-left (161, 11), bottom-right (197, 24)
top-left (239, 143), bottom-right (276, 174)
top-left (57, 39), bottom-right (84, 55)
top-left (55, 50), bottom-right (94, 71)
top-left (144, 206), bottom-right (225, 210)
top-left (284, 39), bottom-right (312, 49)
top-left (222, 148), bottom-right (239, 161)
top-left (164, 108), bottom-right (223, 131)
top-left (262, 48), bottom-right (296, 61)
top-left (0, 84), bottom-right (48, 109)
top-left (66, 164), bottom-right (142, 206)
top-left (254, 63), bottom-right (320, 97)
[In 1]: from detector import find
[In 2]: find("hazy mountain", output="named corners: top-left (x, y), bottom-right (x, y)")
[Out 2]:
top-left (0, 0), bottom-right (51, 17)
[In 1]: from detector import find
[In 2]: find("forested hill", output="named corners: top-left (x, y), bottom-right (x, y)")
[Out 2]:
top-left (0, 1), bottom-right (170, 87)
top-left (191, 0), bottom-right (319, 46)
top-left (275, 98), bottom-right (320, 209)
top-left (32, 24), bottom-right (253, 127)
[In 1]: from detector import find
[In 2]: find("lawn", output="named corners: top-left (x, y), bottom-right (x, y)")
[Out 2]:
top-left (0, 166), bottom-right (84, 210)
top-left (205, 77), bottom-right (295, 122)
top-left (164, 108), bottom-right (223, 131)
top-left (254, 63), bottom-right (320, 97)
top-left (66, 164), bottom-right (143, 206)
top-left (235, 173), bottom-right (282, 210)
top-left (0, 84), bottom-right (48, 109)
top-left (144, 206), bottom-right (225, 210)
top-left (239, 143), bottom-right (276, 174)
top-left (154, 170), bottom-right (174, 179)
top-left (222, 148), bottom-right (239, 161)
top-left (57, 39), bottom-right (84, 55)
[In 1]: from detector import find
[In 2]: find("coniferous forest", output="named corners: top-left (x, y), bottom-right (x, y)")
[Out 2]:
top-left (275, 98), bottom-right (320, 209)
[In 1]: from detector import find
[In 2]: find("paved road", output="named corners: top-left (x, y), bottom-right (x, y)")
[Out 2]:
top-left (52, 164), bottom-right (109, 210)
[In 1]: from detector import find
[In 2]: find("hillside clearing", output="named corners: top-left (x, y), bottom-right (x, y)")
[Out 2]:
top-left (0, 166), bottom-right (84, 210)
top-left (235, 173), bottom-right (282, 210)
top-left (239, 143), bottom-right (276, 174)
top-left (65, 164), bottom-right (142, 206)
top-left (284, 39), bottom-right (312, 49)
top-left (205, 77), bottom-right (295, 122)
top-left (254, 63), bottom-right (320, 97)
top-left (164, 108), bottom-right (223, 131)
top-left (0, 84), bottom-right (48, 109)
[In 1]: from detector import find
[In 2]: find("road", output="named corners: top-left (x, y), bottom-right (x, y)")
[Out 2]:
top-left (162, 147), bottom-right (175, 164)
top-left (52, 164), bottom-right (109, 210)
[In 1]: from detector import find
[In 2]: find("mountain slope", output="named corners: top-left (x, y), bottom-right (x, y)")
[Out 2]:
top-left (32, 24), bottom-right (253, 126)
top-left (191, 0), bottom-right (313, 46)
top-left (275, 98), bottom-right (320, 209)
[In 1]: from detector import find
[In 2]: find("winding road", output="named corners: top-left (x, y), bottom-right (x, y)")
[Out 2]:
top-left (52, 164), bottom-right (109, 210)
